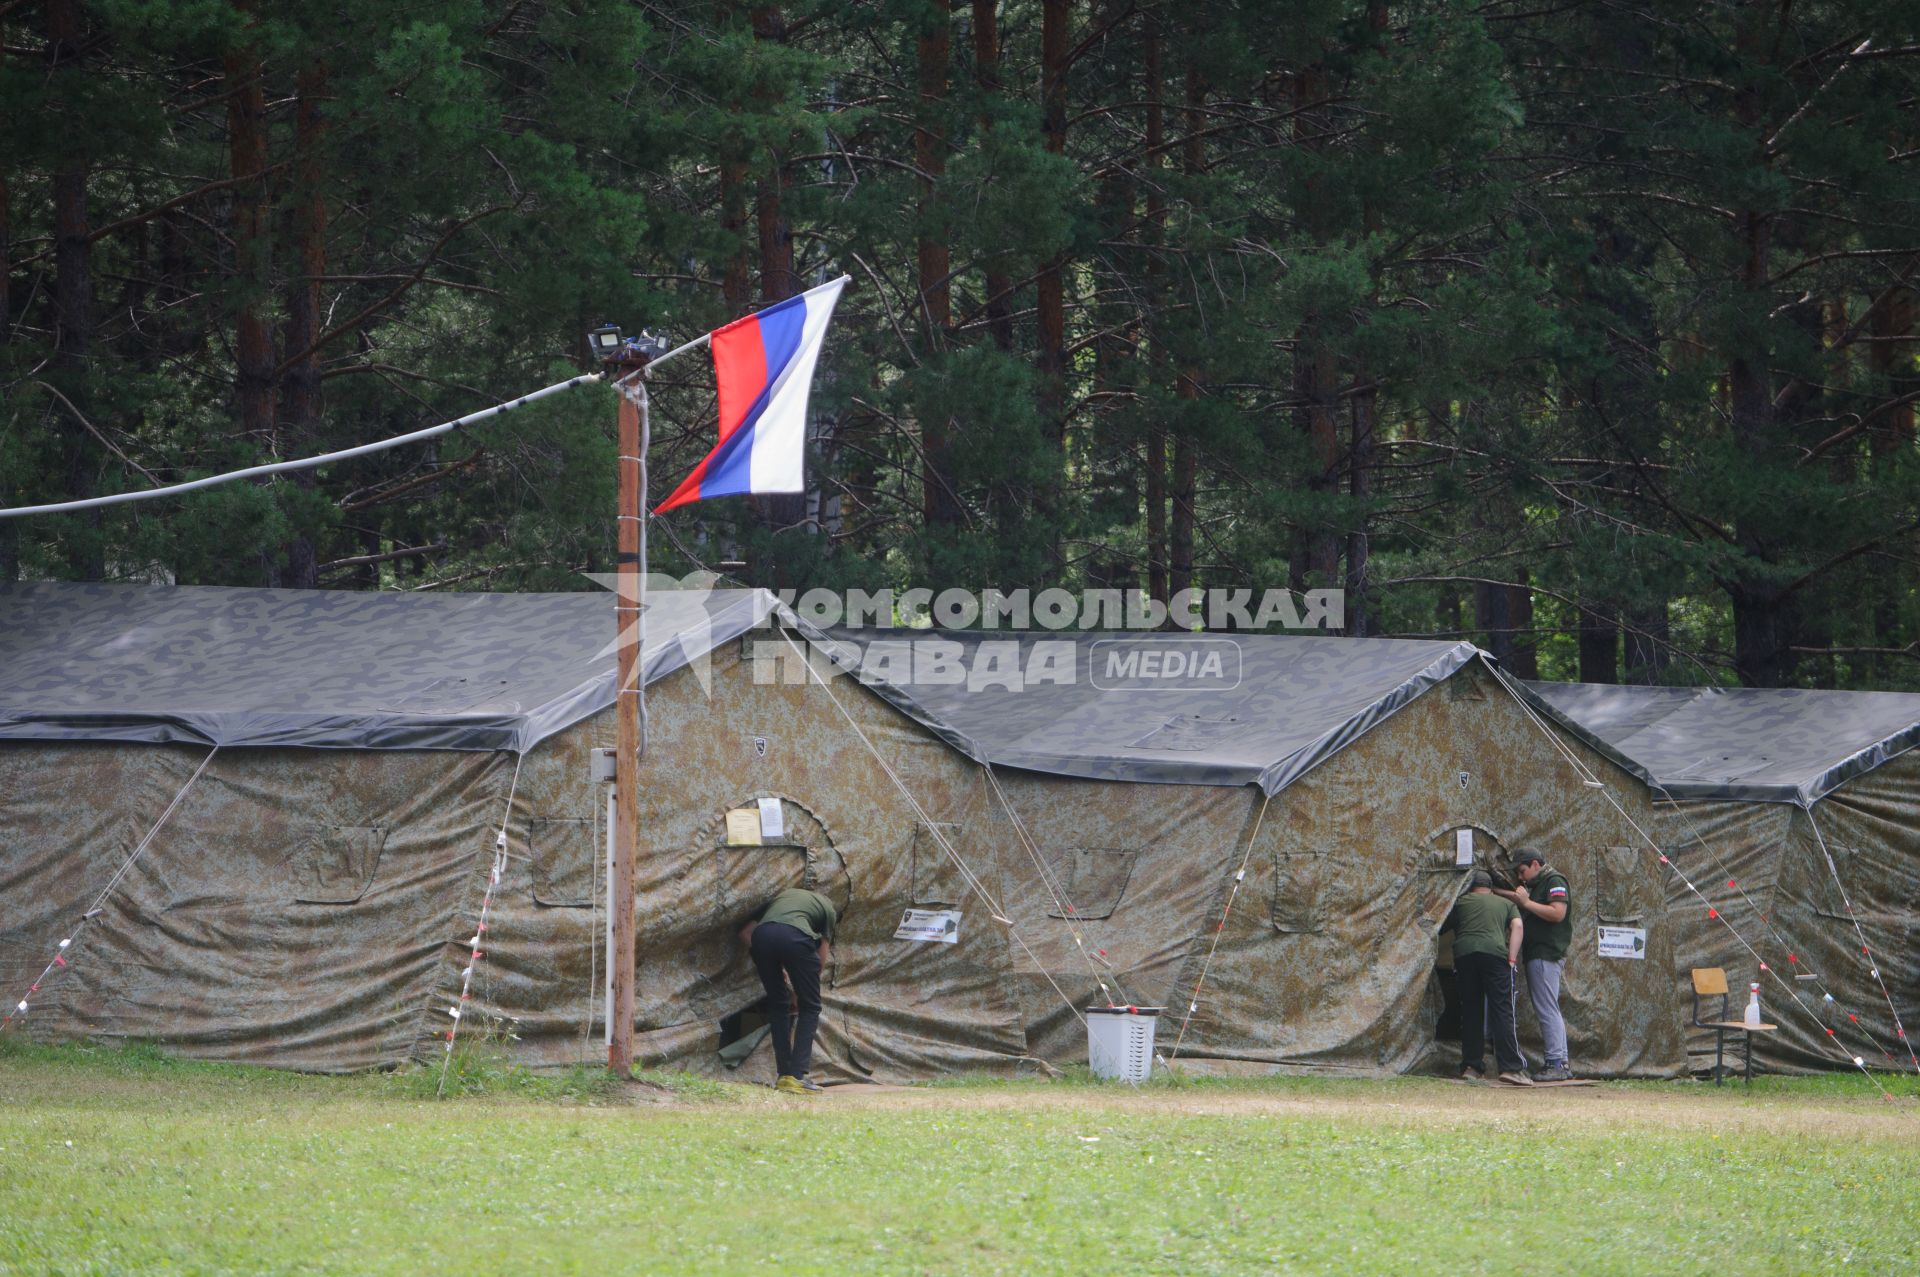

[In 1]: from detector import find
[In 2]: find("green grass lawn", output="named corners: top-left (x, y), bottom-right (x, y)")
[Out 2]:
top-left (0, 1041), bottom-right (1914, 1276)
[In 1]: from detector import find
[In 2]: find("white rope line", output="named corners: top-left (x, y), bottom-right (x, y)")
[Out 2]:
top-left (437, 750), bottom-right (527, 1096)
top-left (978, 763), bottom-right (1136, 1008)
top-left (1167, 789), bottom-right (1275, 1062)
top-left (0, 374), bottom-right (604, 519)
top-left (774, 625), bottom-right (1089, 1030)
top-left (1805, 809), bottom-right (1918, 1071)
top-left (584, 771), bottom-right (603, 1062)
top-left (2, 746), bottom-right (220, 1032)
top-left (1655, 795), bottom-right (1913, 1071)
top-left (1490, 661), bottom-right (1904, 1083)
top-left (1481, 658), bottom-right (1895, 1096)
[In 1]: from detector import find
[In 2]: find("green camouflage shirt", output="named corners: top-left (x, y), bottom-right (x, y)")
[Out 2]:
top-left (1443, 892), bottom-right (1519, 962)
top-left (759, 887), bottom-right (837, 942)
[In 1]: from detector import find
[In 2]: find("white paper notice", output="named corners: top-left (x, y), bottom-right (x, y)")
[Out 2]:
top-left (1454, 828), bottom-right (1474, 865)
top-left (1597, 926), bottom-right (1646, 959)
top-left (894, 909), bottom-right (961, 944)
top-left (757, 797), bottom-right (785, 841)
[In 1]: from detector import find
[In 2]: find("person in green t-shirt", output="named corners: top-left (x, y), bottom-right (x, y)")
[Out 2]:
top-left (1494, 849), bottom-right (1572, 1081)
top-left (1441, 870), bottom-right (1531, 1085)
top-left (739, 886), bottom-right (837, 1096)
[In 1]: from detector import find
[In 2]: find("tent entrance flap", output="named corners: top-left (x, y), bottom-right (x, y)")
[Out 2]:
top-left (1428, 828), bottom-right (1504, 1050)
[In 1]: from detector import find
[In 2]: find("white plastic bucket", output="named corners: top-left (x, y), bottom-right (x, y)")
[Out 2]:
top-left (1086, 1005), bottom-right (1161, 1083)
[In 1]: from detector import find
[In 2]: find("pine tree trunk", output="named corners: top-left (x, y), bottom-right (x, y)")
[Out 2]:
top-left (918, 1), bottom-right (962, 528)
top-left (276, 62), bottom-right (329, 590)
top-left (1169, 60), bottom-right (1204, 607)
top-left (1345, 383), bottom-right (1374, 636)
top-left (0, 40), bottom-right (13, 580)
top-left (1868, 285), bottom-right (1914, 455)
top-left (1142, 27), bottom-right (1167, 605)
top-left (720, 143), bottom-right (751, 316)
top-left (0, 154), bottom-right (10, 346)
top-left (1171, 378), bottom-right (1196, 604)
top-left (1623, 602), bottom-right (1670, 685)
top-left (748, 5), bottom-right (808, 535)
top-left (1291, 59), bottom-right (1341, 590)
top-left (47, 0), bottom-right (102, 579)
top-left (1035, 0), bottom-right (1070, 459)
top-left (1725, 7), bottom-right (1793, 686)
top-left (1474, 580), bottom-right (1514, 667)
top-left (972, 0), bottom-right (1012, 351)
top-left (1577, 613), bottom-right (1619, 683)
top-left (225, 33), bottom-right (274, 447)
top-left (1342, 1), bottom-right (1388, 636)
top-left (1507, 573), bottom-right (1538, 679)
top-left (1867, 283), bottom-right (1914, 683)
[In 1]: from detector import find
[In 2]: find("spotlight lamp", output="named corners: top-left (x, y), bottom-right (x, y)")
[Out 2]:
top-left (587, 323), bottom-right (673, 366)
top-left (587, 323), bottom-right (625, 361)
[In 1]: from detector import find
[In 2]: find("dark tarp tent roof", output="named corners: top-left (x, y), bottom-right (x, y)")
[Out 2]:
top-left (818, 628), bottom-right (1480, 794)
top-left (1524, 681), bottom-right (1920, 806)
top-left (0, 581), bottom-right (777, 752)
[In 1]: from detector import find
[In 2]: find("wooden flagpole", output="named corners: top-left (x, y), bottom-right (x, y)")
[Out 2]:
top-left (610, 359), bottom-right (650, 1077)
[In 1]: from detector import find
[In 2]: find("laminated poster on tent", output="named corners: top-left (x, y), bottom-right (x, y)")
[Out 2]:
top-left (895, 909), bottom-right (962, 944)
top-left (1598, 926), bottom-right (1648, 959)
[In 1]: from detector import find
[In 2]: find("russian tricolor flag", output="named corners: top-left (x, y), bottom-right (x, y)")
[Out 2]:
top-left (655, 276), bottom-right (848, 514)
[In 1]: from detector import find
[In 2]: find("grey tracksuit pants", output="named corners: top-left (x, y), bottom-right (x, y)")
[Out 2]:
top-left (1524, 958), bottom-right (1567, 1068)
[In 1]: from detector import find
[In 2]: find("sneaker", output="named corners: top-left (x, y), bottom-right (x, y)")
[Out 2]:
top-left (773, 1074), bottom-right (808, 1095)
top-left (1458, 1065), bottom-right (1486, 1082)
top-left (1497, 1070), bottom-right (1535, 1087)
top-left (1534, 1064), bottom-right (1573, 1083)
top-left (797, 1075), bottom-right (826, 1093)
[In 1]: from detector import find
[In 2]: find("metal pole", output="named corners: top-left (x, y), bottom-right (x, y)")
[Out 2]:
top-left (604, 780), bottom-right (616, 1051)
top-left (609, 363), bottom-right (648, 1077)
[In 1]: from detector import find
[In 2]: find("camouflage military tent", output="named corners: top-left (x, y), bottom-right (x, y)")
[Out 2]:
top-left (1525, 681), bottom-right (1920, 1074)
top-left (0, 581), bottom-right (1034, 1079)
top-left (824, 629), bottom-right (1688, 1077)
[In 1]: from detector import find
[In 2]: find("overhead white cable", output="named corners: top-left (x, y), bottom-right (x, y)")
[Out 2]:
top-left (0, 372), bottom-right (606, 520)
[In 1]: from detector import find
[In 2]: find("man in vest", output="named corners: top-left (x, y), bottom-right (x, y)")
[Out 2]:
top-left (741, 886), bottom-right (837, 1095)
top-left (1498, 849), bottom-right (1572, 1081)
top-left (1441, 870), bottom-right (1531, 1086)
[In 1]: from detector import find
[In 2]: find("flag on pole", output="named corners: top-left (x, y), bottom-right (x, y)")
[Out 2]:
top-left (654, 276), bottom-right (848, 514)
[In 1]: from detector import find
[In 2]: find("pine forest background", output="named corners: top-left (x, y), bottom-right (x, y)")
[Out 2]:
top-left (3, 0), bottom-right (1918, 688)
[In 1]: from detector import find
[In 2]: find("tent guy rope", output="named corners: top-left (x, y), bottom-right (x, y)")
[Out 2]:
top-left (1480, 658), bottom-right (1900, 1098)
top-left (1654, 795), bottom-right (1914, 1071)
top-left (1804, 810), bottom-right (1918, 1071)
top-left (1, 747), bottom-right (219, 1034)
top-left (437, 749), bottom-right (527, 1097)
top-left (978, 763), bottom-right (1139, 1009)
top-left (773, 624), bottom-right (1092, 1031)
top-left (1166, 789), bottom-right (1275, 1064)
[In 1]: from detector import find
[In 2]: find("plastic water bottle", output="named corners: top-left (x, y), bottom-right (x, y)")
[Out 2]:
top-left (1744, 982), bottom-right (1762, 1027)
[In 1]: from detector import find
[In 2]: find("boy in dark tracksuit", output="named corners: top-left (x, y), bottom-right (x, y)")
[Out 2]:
top-left (742, 886), bottom-right (837, 1095)
top-left (1442, 870), bottom-right (1532, 1086)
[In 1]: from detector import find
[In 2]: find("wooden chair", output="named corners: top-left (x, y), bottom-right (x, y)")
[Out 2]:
top-left (1691, 967), bottom-right (1777, 1085)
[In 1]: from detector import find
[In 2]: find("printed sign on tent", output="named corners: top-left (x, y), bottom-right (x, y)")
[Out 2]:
top-left (895, 908), bottom-right (961, 944)
top-left (1454, 828), bottom-right (1474, 866)
top-left (725, 809), bottom-right (762, 846)
top-left (757, 796), bottom-right (785, 841)
top-left (1598, 925), bottom-right (1646, 959)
